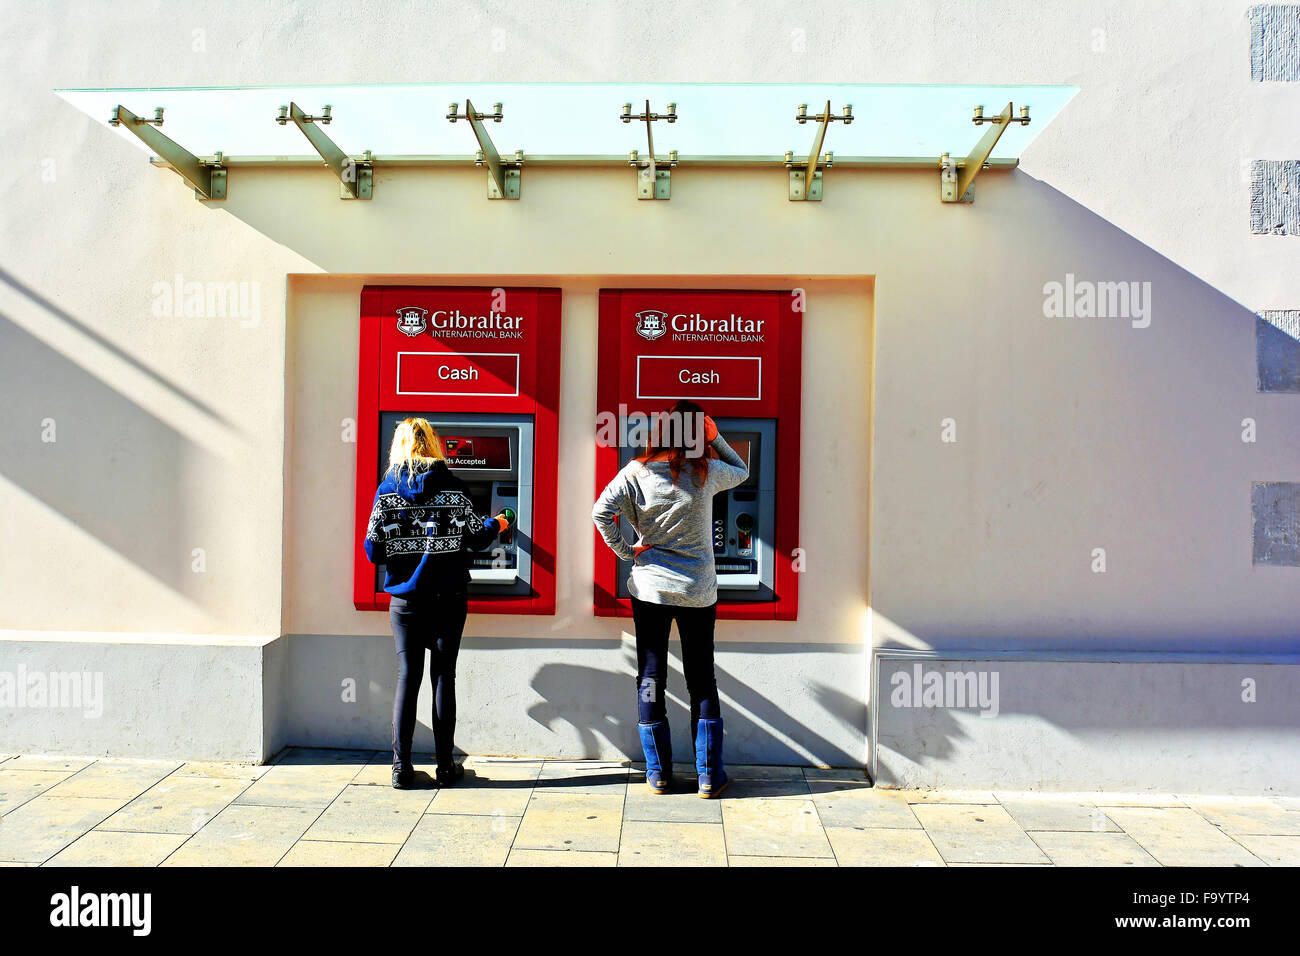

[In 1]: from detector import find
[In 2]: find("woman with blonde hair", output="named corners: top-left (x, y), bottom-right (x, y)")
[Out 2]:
top-left (364, 417), bottom-right (509, 789)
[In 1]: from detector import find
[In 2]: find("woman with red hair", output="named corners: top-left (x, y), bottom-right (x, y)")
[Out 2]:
top-left (592, 400), bottom-right (749, 797)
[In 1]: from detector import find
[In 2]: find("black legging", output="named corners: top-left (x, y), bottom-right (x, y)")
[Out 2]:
top-left (630, 596), bottom-right (721, 736)
top-left (389, 589), bottom-right (468, 771)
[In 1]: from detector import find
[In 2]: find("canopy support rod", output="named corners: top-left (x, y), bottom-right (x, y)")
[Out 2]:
top-left (109, 106), bottom-right (226, 201)
top-left (941, 102), bottom-right (1030, 203)
top-left (786, 101), bottom-right (853, 201)
top-left (447, 99), bottom-right (522, 200)
top-left (621, 100), bottom-right (677, 200)
top-left (275, 102), bottom-right (372, 199)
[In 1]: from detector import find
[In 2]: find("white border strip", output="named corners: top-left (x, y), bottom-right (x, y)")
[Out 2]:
top-left (635, 354), bottom-right (762, 401)
top-left (396, 351), bottom-right (521, 397)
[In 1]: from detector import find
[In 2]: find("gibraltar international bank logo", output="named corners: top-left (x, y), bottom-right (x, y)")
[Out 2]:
top-left (635, 309), bottom-right (668, 341)
top-left (396, 306), bottom-right (429, 337)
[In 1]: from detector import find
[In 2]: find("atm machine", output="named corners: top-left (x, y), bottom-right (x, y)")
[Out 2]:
top-left (354, 285), bottom-right (560, 615)
top-left (611, 418), bottom-right (777, 603)
top-left (594, 289), bottom-right (802, 620)
top-left (374, 411), bottom-right (534, 595)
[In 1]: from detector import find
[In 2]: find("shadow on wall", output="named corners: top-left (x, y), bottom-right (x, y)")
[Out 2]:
top-left (870, 170), bottom-right (1299, 653)
top-left (0, 267), bottom-right (224, 604)
top-left (526, 650), bottom-right (865, 767)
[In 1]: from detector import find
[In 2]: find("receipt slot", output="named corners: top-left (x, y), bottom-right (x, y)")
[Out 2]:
top-left (354, 285), bottom-right (560, 614)
top-left (595, 289), bottom-right (802, 620)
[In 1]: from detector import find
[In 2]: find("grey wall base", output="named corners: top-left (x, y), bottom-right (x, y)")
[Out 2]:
top-left (9, 634), bottom-right (1299, 796)
top-left (872, 652), bottom-right (1300, 795)
top-left (280, 635), bottom-right (869, 769)
top-left (0, 634), bottom-right (286, 763)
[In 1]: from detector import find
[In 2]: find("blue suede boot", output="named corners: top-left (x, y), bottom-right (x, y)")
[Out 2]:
top-left (695, 717), bottom-right (728, 798)
top-left (638, 720), bottom-right (673, 794)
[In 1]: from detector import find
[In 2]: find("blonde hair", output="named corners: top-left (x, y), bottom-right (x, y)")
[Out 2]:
top-left (388, 417), bottom-right (446, 478)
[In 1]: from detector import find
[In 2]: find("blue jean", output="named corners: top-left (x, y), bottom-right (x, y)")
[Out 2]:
top-left (630, 597), bottom-right (721, 734)
top-left (389, 589), bottom-right (468, 771)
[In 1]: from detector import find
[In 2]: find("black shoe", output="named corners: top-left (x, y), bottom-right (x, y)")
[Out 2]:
top-left (392, 765), bottom-right (415, 790)
top-left (435, 763), bottom-right (465, 787)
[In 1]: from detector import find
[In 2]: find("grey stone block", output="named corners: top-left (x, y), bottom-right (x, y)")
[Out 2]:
top-left (1251, 160), bottom-right (1300, 235)
top-left (1258, 311), bottom-right (1300, 392)
top-left (1252, 481), bottom-right (1300, 567)
top-left (1251, 6), bottom-right (1300, 81)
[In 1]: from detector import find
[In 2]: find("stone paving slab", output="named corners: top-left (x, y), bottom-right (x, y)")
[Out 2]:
top-left (534, 760), bottom-right (630, 795)
top-left (174, 761), bottom-right (271, 781)
top-left (623, 784), bottom-right (722, 824)
top-left (3, 750), bottom-right (1295, 867)
top-left (0, 795), bottom-right (125, 864)
top-left (393, 813), bottom-right (518, 866)
top-left (727, 765), bottom-right (809, 781)
top-left (506, 848), bottom-right (617, 866)
top-left (1089, 792), bottom-right (1189, 808)
top-left (301, 784), bottom-right (433, 844)
top-left (996, 795), bottom-right (1120, 833)
top-left (0, 769), bottom-right (74, 817)
top-left (1103, 807), bottom-right (1267, 867)
top-left (512, 791), bottom-right (624, 852)
top-left (721, 798), bottom-right (835, 858)
top-left (1028, 830), bottom-right (1161, 867)
top-left (232, 764), bottom-right (356, 809)
top-left (617, 820), bottom-right (727, 866)
top-left (278, 840), bottom-right (400, 867)
top-left (826, 826), bottom-right (945, 866)
top-left (45, 830), bottom-right (190, 867)
top-left (813, 785), bottom-right (921, 829)
top-left (97, 775), bottom-right (253, 834)
top-left (721, 776), bottom-right (814, 800)
top-left (2, 755), bottom-right (95, 774)
top-left (1231, 834), bottom-right (1300, 866)
top-left (897, 789), bottom-right (1000, 805)
top-left (911, 804), bottom-right (1052, 865)
top-left (42, 760), bottom-right (179, 801)
top-left (728, 854), bottom-right (838, 866)
top-left (1178, 798), bottom-right (1300, 836)
top-left (161, 804), bottom-right (319, 867)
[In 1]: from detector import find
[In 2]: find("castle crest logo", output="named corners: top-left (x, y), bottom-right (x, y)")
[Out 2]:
top-left (396, 306), bottom-right (429, 337)
top-left (634, 309), bottom-right (668, 341)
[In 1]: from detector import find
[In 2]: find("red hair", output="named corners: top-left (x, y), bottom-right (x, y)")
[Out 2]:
top-left (635, 400), bottom-right (712, 487)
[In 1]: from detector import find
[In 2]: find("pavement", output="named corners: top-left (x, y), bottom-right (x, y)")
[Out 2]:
top-left (0, 748), bottom-right (1297, 866)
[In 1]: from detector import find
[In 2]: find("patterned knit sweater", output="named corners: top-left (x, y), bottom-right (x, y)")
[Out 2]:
top-left (364, 461), bottom-right (499, 596)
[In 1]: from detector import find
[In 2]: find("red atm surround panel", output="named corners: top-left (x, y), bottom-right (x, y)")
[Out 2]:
top-left (594, 289), bottom-right (802, 621)
top-left (354, 285), bottom-right (560, 614)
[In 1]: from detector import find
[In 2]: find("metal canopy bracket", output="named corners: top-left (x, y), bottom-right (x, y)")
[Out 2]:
top-left (447, 100), bottom-right (522, 200)
top-left (108, 106), bottom-right (226, 201)
top-left (787, 101), bottom-right (852, 201)
top-left (275, 102), bottom-right (373, 199)
top-left (941, 102), bottom-right (1030, 203)
top-left (621, 101), bottom-right (677, 200)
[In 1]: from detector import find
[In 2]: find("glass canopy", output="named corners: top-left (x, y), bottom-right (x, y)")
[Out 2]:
top-left (56, 82), bottom-right (1076, 165)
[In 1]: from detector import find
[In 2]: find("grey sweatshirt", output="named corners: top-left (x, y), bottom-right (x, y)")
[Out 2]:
top-left (592, 435), bottom-right (749, 607)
